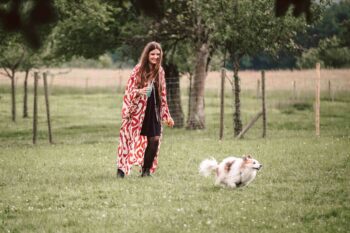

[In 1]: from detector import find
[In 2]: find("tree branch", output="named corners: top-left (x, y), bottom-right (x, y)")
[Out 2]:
top-left (225, 73), bottom-right (233, 86)
top-left (12, 49), bottom-right (25, 70)
top-left (2, 67), bottom-right (12, 79)
top-left (0, 70), bottom-right (7, 76)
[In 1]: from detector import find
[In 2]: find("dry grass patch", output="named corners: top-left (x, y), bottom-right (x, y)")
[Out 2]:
top-left (1, 68), bottom-right (350, 93)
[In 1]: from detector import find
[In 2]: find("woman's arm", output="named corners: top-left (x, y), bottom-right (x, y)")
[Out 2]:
top-left (121, 65), bottom-right (141, 119)
top-left (159, 68), bottom-right (173, 126)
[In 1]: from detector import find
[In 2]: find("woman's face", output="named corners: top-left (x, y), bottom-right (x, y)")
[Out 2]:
top-left (148, 49), bottom-right (161, 65)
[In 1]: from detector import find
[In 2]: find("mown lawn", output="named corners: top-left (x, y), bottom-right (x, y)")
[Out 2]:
top-left (0, 85), bottom-right (349, 233)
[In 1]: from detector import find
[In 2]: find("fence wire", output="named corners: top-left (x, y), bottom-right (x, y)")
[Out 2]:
top-left (1, 68), bottom-right (349, 139)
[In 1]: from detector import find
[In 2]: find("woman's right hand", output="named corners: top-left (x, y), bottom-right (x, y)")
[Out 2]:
top-left (137, 86), bottom-right (150, 96)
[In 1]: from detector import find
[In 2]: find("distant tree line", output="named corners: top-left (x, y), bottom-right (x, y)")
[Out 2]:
top-left (238, 0), bottom-right (350, 70)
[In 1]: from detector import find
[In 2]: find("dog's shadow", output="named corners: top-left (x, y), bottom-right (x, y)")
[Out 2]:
top-left (199, 184), bottom-right (243, 193)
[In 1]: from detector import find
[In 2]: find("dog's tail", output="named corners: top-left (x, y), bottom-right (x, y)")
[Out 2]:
top-left (199, 158), bottom-right (218, 177)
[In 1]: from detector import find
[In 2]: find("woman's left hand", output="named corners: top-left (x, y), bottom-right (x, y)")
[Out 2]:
top-left (164, 118), bottom-right (174, 128)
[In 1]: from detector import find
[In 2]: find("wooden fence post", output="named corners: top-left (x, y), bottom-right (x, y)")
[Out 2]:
top-left (85, 77), bottom-right (89, 94)
top-left (262, 70), bottom-right (267, 138)
top-left (187, 73), bottom-right (193, 125)
top-left (49, 74), bottom-right (55, 94)
top-left (328, 80), bottom-right (334, 102)
top-left (257, 79), bottom-right (260, 99)
top-left (33, 72), bottom-right (39, 144)
top-left (11, 74), bottom-right (16, 122)
top-left (315, 63), bottom-right (321, 137)
top-left (43, 72), bottom-right (53, 144)
top-left (293, 80), bottom-right (297, 101)
top-left (219, 68), bottom-right (225, 140)
top-left (118, 75), bottom-right (122, 93)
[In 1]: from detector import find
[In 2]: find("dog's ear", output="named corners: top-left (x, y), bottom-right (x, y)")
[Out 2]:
top-left (243, 155), bottom-right (252, 161)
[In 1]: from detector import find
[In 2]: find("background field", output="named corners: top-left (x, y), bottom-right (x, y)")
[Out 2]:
top-left (0, 69), bottom-right (349, 233)
top-left (1, 68), bottom-right (350, 92)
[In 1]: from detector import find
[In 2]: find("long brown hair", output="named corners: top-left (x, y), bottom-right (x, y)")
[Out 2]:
top-left (137, 42), bottom-right (163, 95)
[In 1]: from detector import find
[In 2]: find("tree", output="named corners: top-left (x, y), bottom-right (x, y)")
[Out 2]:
top-left (183, 0), bottom-right (213, 129)
top-left (307, 0), bottom-right (350, 47)
top-left (209, 0), bottom-right (310, 136)
top-left (0, 0), bottom-right (57, 49)
top-left (0, 0), bottom-right (61, 121)
top-left (297, 1), bottom-right (350, 68)
top-left (298, 36), bottom-right (350, 68)
top-left (0, 31), bottom-right (50, 121)
top-left (52, 0), bottom-right (123, 60)
top-left (20, 47), bottom-right (44, 118)
top-left (0, 33), bottom-right (26, 122)
top-left (149, 0), bottom-right (318, 130)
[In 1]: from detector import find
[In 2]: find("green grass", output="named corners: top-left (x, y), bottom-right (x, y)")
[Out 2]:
top-left (0, 85), bottom-right (349, 233)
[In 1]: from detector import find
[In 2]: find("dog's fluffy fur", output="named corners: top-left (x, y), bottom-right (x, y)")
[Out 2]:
top-left (199, 155), bottom-right (262, 188)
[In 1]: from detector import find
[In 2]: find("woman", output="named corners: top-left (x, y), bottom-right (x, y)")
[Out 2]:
top-left (117, 41), bottom-right (174, 178)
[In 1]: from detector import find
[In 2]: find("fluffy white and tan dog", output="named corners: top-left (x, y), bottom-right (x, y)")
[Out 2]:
top-left (199, 155), bottom-right (262, 188)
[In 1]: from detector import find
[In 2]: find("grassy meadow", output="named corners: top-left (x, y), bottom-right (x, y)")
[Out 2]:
top-left (0, 70), bottom-right (350, 233)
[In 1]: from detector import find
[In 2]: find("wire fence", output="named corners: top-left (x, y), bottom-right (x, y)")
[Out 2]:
top-left (1, 68), bottom-right (350, 140)
top-left (1, 68), bottom-right (350, 116)
top-left (1, 68), bottom-right (350, 94)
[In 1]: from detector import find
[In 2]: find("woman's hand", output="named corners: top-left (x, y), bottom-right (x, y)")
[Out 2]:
top-left (164, 118), bottom-right (174, 128)
top-left (137, 86), bottom-right (150, 96)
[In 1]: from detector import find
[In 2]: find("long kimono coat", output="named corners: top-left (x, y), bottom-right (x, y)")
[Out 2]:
top-left (117, 64), bottom-right (172, 175)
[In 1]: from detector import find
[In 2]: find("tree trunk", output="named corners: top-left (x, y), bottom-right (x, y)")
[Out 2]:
top-left (23, 69), bottom-right (30, 118)
top-left (186, 43), bottom-right (209, 129)
top-left (164, 62), bottom-right (184, 128)
top-left (43, 72), bottom-right (53, 143)
top-left (187, 73), bottom-right (193, 125)
top-left (233, 59), bottom-right (242, 136)
top-left (261, 70), bottom-right (267, 138)
top-left (10, 70), bottom-right (16, 122)
top-left (219, 68), bottom-right (226, 140)
top-left (33, 73), bottom-right (38, 144)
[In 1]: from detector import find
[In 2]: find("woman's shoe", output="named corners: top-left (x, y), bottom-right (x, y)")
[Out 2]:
top-left (141, 168), bottom-right (151, 177)
top-left (117, 169), bottom-right (125, 178)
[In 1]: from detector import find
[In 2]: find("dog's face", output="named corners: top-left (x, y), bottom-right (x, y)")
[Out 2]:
top-left (243, 155), bottom-right (262, 171)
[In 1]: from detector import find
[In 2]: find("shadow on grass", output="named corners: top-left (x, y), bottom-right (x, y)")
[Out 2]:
top-left (276, 101), bottom-right (313, 114)
top-left (199, 184), bottom-right (232, 193)
top-left (0, 123), bottom-right (118, 148)
top-left (302, 207), bottom-right (350, 223)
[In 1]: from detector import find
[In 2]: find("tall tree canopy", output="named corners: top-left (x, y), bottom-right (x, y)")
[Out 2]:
top-left (52, 0), bottom-right (123, 60)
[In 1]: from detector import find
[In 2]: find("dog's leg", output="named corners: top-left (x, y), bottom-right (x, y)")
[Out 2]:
top-left (227, 182), bottom-right (237, 189)
top-left (215, 175), bottom-right (227, 187)
top-left (214, 177), bottom-right (221, 186)
top-left (215, 180), bottom-right (227, 188)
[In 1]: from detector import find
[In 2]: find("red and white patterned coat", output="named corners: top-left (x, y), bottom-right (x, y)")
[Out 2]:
top-left (117, 64), bottom-right (171, 175)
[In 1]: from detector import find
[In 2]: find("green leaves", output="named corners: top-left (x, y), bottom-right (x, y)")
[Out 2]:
top-left (298, 35), bottom-right (350, 69)
top-left (213, 0), bottom-right (307, 61)
top-left (52, 0), bottom-right (123, 60)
